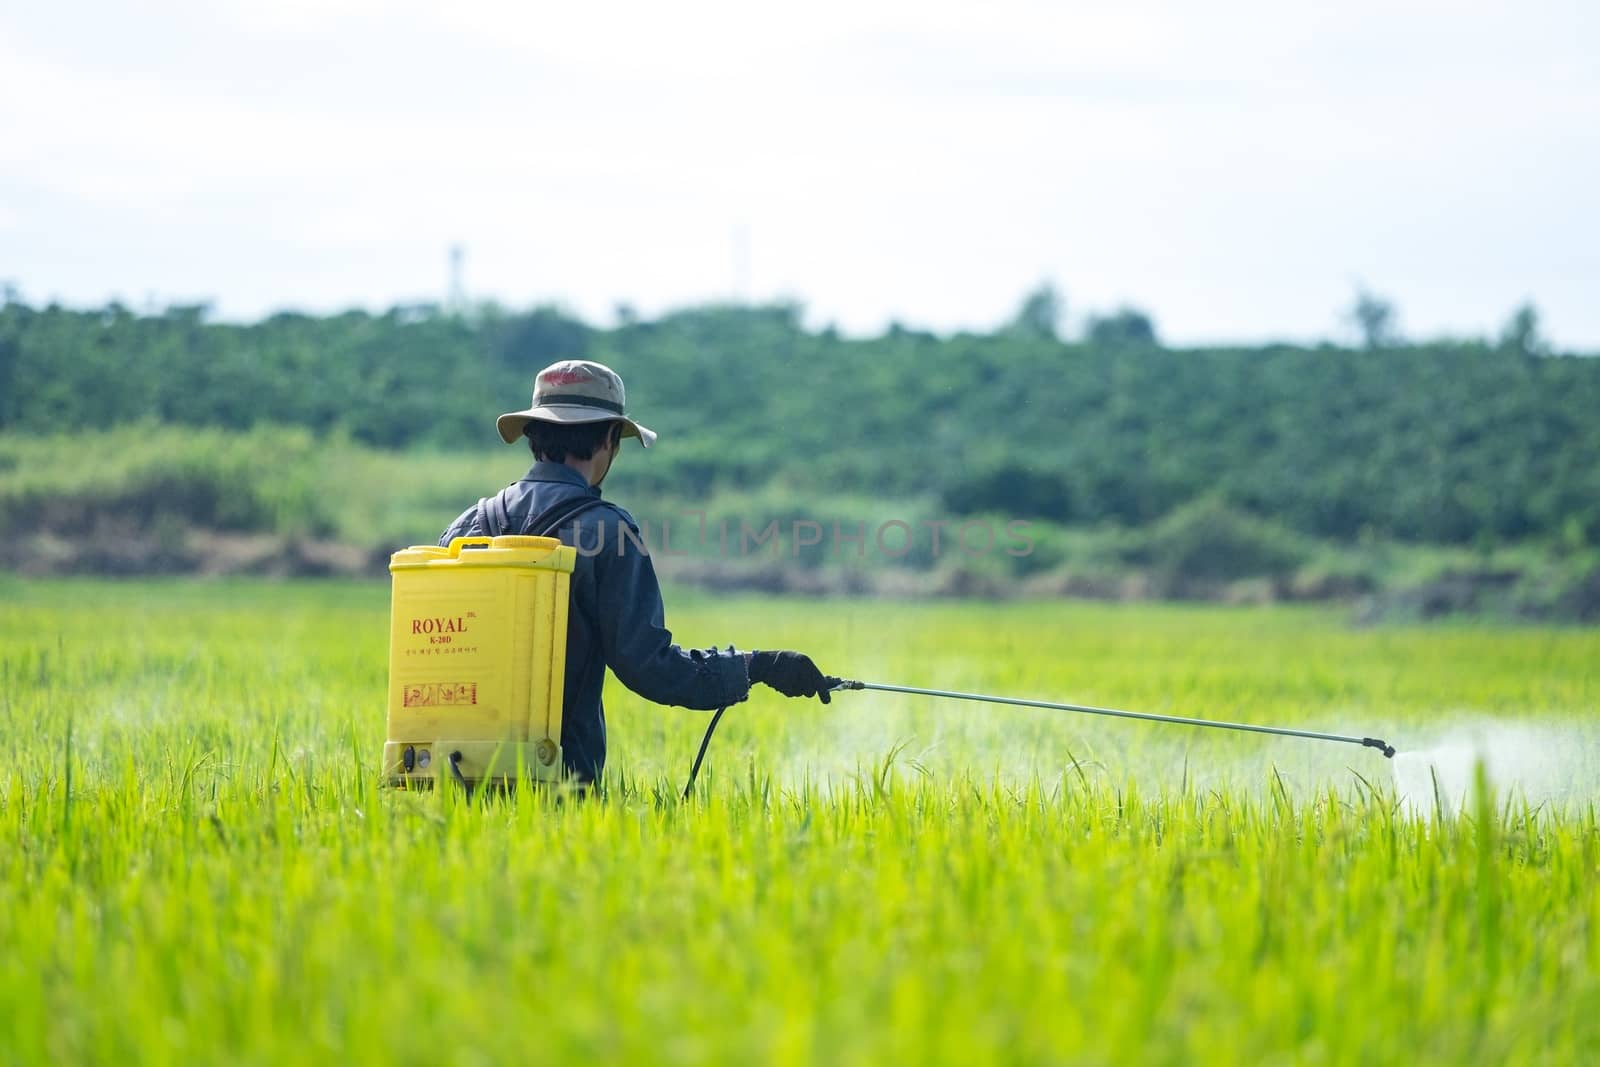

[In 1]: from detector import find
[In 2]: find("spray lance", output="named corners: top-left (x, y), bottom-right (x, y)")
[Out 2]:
top-left (682, 677), bottom-right (1396, 798)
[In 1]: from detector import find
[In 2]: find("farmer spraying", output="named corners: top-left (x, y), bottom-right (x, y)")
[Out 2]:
top-left (437, 359), bottom-right (837, 785)
top-left (397, 360), bottom-right (1390, 795)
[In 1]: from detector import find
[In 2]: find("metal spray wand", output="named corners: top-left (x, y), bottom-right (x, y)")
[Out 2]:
top-left (829, 679), bottom-right (1397, 758)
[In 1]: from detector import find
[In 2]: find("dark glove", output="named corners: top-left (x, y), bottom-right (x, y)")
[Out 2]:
top-left (747, 651), bottom-right (839, 704)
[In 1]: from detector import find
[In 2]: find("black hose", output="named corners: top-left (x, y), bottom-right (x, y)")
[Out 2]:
top-left (448, 750), bottom-right (474, 800)
top-left (682, 706), bottom-right (727, 800)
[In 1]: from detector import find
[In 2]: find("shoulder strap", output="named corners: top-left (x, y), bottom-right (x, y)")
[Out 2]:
top-left (528, 494), bottom-right (608, 537)
top-left (474, 491), bottom-right (517, 537)
top-left (478, 490), bottom-right (608, 540)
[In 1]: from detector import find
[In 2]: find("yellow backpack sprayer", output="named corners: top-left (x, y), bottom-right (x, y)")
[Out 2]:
top-left (383, 533), bottom-right (577, 789)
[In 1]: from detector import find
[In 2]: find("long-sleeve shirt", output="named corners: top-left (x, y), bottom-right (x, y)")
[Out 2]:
top-left (438, 461), bottom-right (750, 782)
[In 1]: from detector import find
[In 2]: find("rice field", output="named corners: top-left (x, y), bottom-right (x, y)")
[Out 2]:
top-left (2, 577), bottom-right (1597, 1065)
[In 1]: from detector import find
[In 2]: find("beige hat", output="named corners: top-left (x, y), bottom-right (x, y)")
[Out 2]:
top-left (495, 360), bottom-right (656, 448)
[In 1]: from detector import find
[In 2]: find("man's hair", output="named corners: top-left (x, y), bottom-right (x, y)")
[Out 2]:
top-left (524, 419), bottom-right (623, 463)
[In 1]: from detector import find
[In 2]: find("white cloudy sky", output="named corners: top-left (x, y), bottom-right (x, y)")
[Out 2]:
top-left (2, 1), bottom-right (1597, 346)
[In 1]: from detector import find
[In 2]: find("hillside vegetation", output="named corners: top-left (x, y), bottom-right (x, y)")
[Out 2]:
top-left (4, 299), bottom-right (1598, 613)
top-left (4, 299), bottom-right (1597, 547)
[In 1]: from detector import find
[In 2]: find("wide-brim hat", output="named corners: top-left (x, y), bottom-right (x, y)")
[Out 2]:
top-left (495, 359), bottom-right (656, 448)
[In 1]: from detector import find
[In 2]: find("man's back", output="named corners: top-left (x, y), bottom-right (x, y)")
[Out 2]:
top-left (446, 358), bottom-right (833, 783)
top-left (439, 461), bottom-right (749, 782)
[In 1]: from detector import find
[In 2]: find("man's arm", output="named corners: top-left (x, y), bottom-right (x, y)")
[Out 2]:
top-left (590, 511), bottom-right (751, 710)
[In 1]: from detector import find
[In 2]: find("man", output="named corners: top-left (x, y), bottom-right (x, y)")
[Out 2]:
top-left (439, 358), bottom-right (836, 785)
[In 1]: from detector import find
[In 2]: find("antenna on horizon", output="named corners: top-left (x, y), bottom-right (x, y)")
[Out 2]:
top-left (732, 223), bottom-right (750, 303)
top-left (448, 243), bottom-right (466, 313)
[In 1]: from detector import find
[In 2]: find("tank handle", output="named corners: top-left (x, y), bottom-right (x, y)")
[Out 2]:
top-left (447, 536), bottom-right (496, 556)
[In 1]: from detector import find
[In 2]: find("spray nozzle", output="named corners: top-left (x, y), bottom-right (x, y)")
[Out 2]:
top-left (1362, 737), bottom-right (1397, 759)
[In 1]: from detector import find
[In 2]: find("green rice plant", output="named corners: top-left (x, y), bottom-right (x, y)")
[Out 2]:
top-left (0, 579), bottom-right (1596, 1064)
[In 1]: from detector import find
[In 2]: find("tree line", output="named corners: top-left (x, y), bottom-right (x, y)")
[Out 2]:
top-left (2, 294), bottom-right (1596, 548)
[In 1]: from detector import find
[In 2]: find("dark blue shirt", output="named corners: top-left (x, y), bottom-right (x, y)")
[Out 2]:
top-left (439, 462), bottom-right (750, 783)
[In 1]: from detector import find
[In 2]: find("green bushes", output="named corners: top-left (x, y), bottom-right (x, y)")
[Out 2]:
top-left (0, 425), bottom-right (335, 539)
top-left (4, 300), bottom-right (1598, 548)
top-left (1121, 499), bottom-right (1311, 584)
top-left (6, 428), bottom-right (1597, 611)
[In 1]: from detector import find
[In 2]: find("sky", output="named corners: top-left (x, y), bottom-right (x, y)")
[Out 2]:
top-left (2, 0), bottom-right (1597, 348)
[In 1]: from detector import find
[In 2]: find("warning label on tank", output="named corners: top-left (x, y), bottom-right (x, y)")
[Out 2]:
top-left (402, 682), bottom-right (479, 708)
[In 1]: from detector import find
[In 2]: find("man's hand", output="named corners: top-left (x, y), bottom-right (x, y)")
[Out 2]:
top-left (747, 651), bottom-right (840, 704)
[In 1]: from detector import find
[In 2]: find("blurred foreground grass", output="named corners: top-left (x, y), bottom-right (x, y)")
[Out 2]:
top-left (1, 579), bottom-right (1597, 1064)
